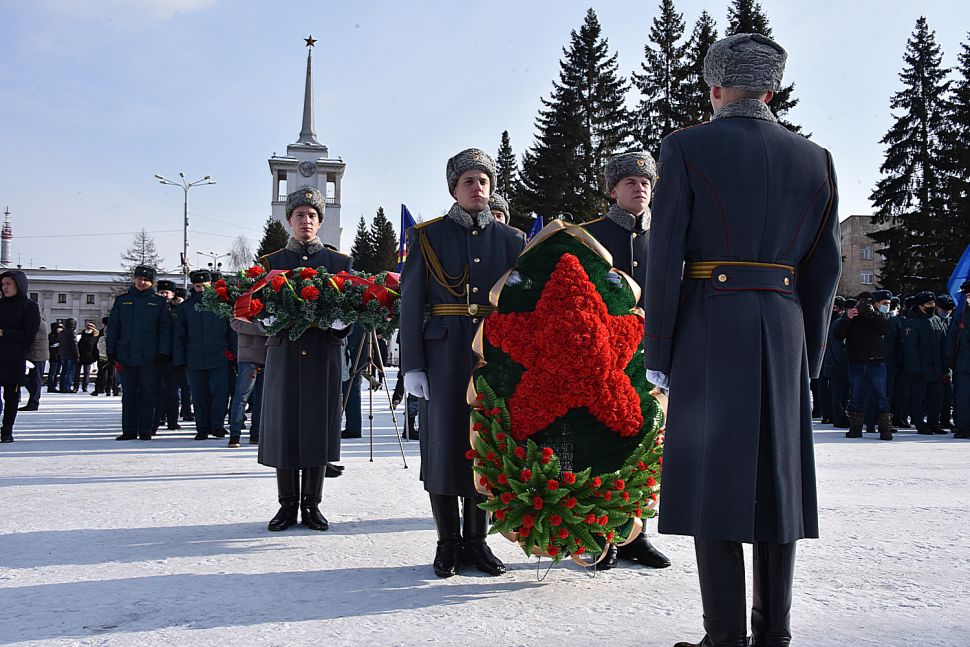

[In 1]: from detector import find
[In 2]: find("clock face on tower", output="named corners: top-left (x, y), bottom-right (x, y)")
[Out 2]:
top-left (298, 160), bottom-right (317, 177)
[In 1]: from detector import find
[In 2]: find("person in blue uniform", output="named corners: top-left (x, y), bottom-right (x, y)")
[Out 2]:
top-left (903, 291), bottom-right (948, 435)
top-left (173, 270), bottom-right (236, 441)
top-left (400, 148), bottom-right (526, 578)
top-left (258, 187), bottom-right (353, 532)
top-left (106, 265), bottom-right (172, 441)
top-left (154, 279), bottom-right (181, 433)
top-left (582, 151), bottom-right (670, 571)
top-left (643, 34), bottom-right (841, 647)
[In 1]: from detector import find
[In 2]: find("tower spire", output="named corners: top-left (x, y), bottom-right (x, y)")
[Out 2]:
top-left (1, 207), bottom-right (12, 268)
top-left (297, 35), bottom-right (320, 145)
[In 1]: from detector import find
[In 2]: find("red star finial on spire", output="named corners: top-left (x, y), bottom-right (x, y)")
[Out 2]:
top-left (304, 35), bottom-right (317, 48)
top-left (484, 253), bottom-right (644, 440)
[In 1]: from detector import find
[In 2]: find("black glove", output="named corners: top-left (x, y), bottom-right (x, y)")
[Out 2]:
top-left (154, 353), bottom-right (171, 367)
top-left (912, 371), bottom-right (924, 383)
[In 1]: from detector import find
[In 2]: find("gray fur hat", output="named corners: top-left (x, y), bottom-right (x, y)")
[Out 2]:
top-left (703, 33), bottom-right (787, 92)
top-left (604, 152), bottom-right (657, 193)
top-left (488, 193), bottom-right (510, 219)
top-left (446, 148), bottom-right (497, 196)
top-left (286, 186), bottom-right (326, 220)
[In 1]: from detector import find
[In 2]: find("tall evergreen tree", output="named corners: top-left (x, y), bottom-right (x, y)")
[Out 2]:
top-left (724, 0), bottom-right (802, 133)
top-left (119, 229), bottom-right (164, 283)
top-left (942, 33), bottom-right (970, 267)
top-left (631, 0), bottom-right (692, 159)
top-left (682, 10), bottom-right (719, 126)
top-left (369, 207), bottom-right (399, 273)
top-left (255, 217), bottom-right (288, 260)
top-left (519, 8), bottom-right (631, 223)
top-left (495, 130), bottom-right (531, 232)
top-left (869, 17), bottom-right (952, 295)
top-left (350, 215), bottom-right (375, 273)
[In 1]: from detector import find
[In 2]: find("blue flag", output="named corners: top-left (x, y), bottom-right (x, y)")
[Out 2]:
top-left (949, 241), bottom-right (970, 318)
top-left (397, 204), bottom-right (416, 272)
top-left (527, 215), bottom-right (544, 241)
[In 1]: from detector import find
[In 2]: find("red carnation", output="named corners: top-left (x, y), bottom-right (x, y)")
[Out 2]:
top-left (623, 491), bottom-right (631, 501)
top-left (300, 285), bottom-right (320, 301)
top-left (604, 490), bottom-right (613, 502)
top-left (659, 456), bottom-right (663, 466)
top-left (592, 477), bottom-right (602, 488)
top-left (497, 473), bottom-right (509, 485)
top-left (564, 497), bottom-right (577, 509)
top-left (465, 450), bottom-right (476, 460)
top-left (547, 545), bottom-right (559, 557)
top-left (271, 275), bottom-right (286, 292)
top-left (636, 507), bottom-right (643, 517)
top-left (605, 531), bottom-right (615, 542)
top-left (495, 509), bottom-right (506, 521)
top-left (249, 298), bottom-right (264, 317)
top-left (598, 515), bottom-right (609, 526)
top-left (650, 493), bottom-right (658, 501)
top-left (549, 514), bottom-right (562, 526)
top-left (557, 528), bottom-right (569, 539)
top-left (533, 496), bottom-right (544, 510)
top-left (476, 393), bottom-right (485, 401)
top-left (541, 447), bottom-right (554, 457)
top-left (575, 546), bottom-right (585, 555)
top-left (637, 461), bottom-right (648, 471)
top-left (546, 479), bottom-right (559, 491)
top-left (585, 514), bottom-right (597, 524)
top-left (472, 422), bottom-right (483, 431)
top-left (496, 433), bottom-right (507, 442)
top-left (214, 279), bottom-right (227, 289)
top-left (522, 514), bottom-right (535, 528)
top-left (614, 479), bottom-right (625, 490)
top-left (299, 267), bottom-right (317, 279)
top-left (479, 476), bottom-right (489, 486)
top-left (520, 468), bottom-right (532, 481)
top-left (519, 526), bottom-right (531, 538)
top-left (562, 472), bottom-right (576, 485)
top-left (647, 476), bottom-right (657, 487)
top-left (540, 456), bottom-right (551, 465)
top-left (246, 266), bottom-right (265, 278)
top-left (514, 446), bottom-right (526, 459)
top-left (500, 492), bottom-right (513, 505)
top-left (486, 451), bottom-right (496, 462)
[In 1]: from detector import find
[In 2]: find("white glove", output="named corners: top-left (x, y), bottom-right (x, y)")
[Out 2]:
top-left (506, 270), bottom-right (523, 286)
top-left (331, 319), bottom-right (350, 331)
top-left (404, 370), bottom-right (431, 400)
top-left (647, 369), bottom-right (669, 391)
top-left (260, 315), bottom-right (277, 327)
top-left (605, 271), bottom-right (622, 286)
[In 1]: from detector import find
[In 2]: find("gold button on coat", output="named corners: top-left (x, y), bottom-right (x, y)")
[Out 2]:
top-left (717, 273), bottom-right (728, 283)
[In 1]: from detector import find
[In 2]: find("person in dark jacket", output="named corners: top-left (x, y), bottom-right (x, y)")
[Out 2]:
top-left (834, 292), bottom-right (892, 439)
top-left (936, 294), bottom-right (957, 429)
top-left (643, 35), bottom-right (841, 647)
top-left (864, 290), bottom-right (903, 434)
top-left (19, 310), bottom-right (49, 411)
top-left (400, 148), bottom-right (526, 578)
top-left (583, 151), bottom-right (670, 572)
top-left (76, 321), bottom-right (100, 392)
top-left (106, 265), bottom-right (172, 440)
top-left (91, 317), bottom-right (116, 396)
top-left (904, 291), bottom-right (948, 435)
top-left (949, 281), bottom-right (970, 438)
top-left (257, 186), bottom-right (353, 532)
top-left (46, 323), bottom-right (63, 392)
top-left (173, 270), bottom-right (236, 441)
top-left (57, 318), bottom-right (80, 393)
top-left (0, 270), bottom-right (42, 442)
top-left (153, 280), bottom-right (181, 432)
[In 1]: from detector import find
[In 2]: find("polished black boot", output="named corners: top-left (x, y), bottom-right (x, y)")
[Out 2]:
top-left (594, 542), bottom-right (619, 571)
top-left (617, 533), bottom-right (671, 568)
top-left (300, 467), bottom-right (329, 531)
top-left (267, 469), bottom-right (300, 531)
top-left (750, 541), bottom-right (796, 647)
top-left (674, 539), bottom-right (748, 647)
top-left (429, 494), bottom-right (461, 577)
top-left (459, 495), bottom-right (506, 575)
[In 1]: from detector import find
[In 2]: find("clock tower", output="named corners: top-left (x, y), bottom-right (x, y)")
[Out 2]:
top-left (268, 36), bottom-right (346, 248)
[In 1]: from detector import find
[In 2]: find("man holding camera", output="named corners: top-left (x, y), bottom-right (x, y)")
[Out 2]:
top-left (834, 292), bottom-right (892, 440)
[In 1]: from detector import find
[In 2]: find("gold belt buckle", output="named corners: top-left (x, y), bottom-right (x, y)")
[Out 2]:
top-left (467, 303), bottom-right (479, 316)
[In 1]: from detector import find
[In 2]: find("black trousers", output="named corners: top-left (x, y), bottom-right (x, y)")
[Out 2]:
top-left (1, 383), bottom-right (20, 431)
top-left (910, 378), bottom-right (943, 430)
top-left (155, 365), bottom-right (180, 428)
top-left (120, 364), bottom-right (158, 438)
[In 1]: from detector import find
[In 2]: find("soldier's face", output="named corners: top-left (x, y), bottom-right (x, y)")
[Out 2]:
top-left (453, 170), bottom-right (490, 213)
top-left (157, 290), bottom-right (174, 300)
top-left (611, 176), bottom-right (652, 215)
top-left (193, 281), bottom-right (210, 293)
top-left (134, 277), bottom-right (153, 291)
top-left (288, 207), bottom-right (322, 241)
top-left (491, 209), bottom-right (507, 224)
top-left (0, 276), bottom-right (17, 298)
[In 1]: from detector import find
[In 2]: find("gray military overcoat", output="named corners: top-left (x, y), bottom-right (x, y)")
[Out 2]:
top-left (257, 245), bottom-right (353, 470)
top-left (400, 215), bottom-right (525, 496)
top-left (644, 110), bottom-right (841, 544)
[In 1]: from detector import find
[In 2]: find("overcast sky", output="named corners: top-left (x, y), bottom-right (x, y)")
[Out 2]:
top-left (0, 0), bottom-right (966, 272)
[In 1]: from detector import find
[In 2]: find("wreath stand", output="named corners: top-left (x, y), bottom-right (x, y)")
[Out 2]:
top-left (340, 329), bottom-right (408, 468)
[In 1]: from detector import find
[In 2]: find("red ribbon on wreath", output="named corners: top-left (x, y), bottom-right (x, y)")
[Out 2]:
top-left (333, 271), bottom-right (400, 308)
top-left (234, 269), bottom-right (292, 321)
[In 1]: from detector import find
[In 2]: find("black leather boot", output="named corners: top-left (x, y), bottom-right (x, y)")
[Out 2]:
top-left (459, 495), bottom-right (506, 575)
top-left (750, 541), bottom-right (796, 647)
top-left (300, 467), bottom-right (329, 531)
top-left (675, 539), bottom-right (748, 647)
top-left (617, 533), bottom-right (671, 568)
top-left (267, 469), bottom-right (300, 531)
top-left (876, 412), bottom-right (893, 441)
top-left (0, 427), bottom-right (12, 443)
top-left (594, 543), bottom-right (619, 571)
top-left (429, 494), bottom-right (461, 577)
top-left (845, 410), bottom-right (864, 438)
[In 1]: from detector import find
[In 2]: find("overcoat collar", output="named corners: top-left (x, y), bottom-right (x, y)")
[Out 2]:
top-left (712, 98), bottom-right (777, 123)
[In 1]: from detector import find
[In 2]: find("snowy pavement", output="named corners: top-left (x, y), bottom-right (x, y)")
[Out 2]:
top-left (1, 374), bottom-right (968, 647)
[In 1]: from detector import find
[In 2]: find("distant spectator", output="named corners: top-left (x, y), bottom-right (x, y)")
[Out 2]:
top-left (0, 270), bottom-right (42, 443)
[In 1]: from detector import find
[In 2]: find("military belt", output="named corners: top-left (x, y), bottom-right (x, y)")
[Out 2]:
top-left (683, 261), bottom-right (796, 290)
top-left (430, 304), bottom-right (497, 317)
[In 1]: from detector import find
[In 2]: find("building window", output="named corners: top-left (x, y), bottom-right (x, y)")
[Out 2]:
top-left (29, 292), bottom-right (38, 301)
top-left (861, 245), bottom-right (874, 260)
top-left (860, 271), bottom-right (874, 285)
top-left (86, 294), bottom-right (95, 305)
top-left (57, 293), bottom-right (67, 304)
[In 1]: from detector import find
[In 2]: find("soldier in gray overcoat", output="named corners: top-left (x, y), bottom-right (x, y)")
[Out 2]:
top-left (258, 186), bottom-right (353, 533)
top-left (400, 148), bottom-right (525, 578)
top-left (583, 151), bottom-right (670, 571)
top-left (643, 34), bottom-right (841, 647)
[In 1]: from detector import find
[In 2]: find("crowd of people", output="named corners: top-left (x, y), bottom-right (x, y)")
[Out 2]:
top-left (816, 285), bottom-right (970, 440)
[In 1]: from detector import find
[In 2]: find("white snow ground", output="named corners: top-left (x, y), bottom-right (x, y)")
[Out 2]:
top-left (1, 370), bottom-right (968, 647)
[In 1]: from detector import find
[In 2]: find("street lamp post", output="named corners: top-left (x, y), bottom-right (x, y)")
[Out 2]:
top-left (196, 251), bottom-right (230, 276)
top-left (154, 172), bottom-right (216, 289)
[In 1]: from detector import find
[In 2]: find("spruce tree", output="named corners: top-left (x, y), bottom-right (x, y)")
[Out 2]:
top-left (631, 0), bottom-right (692, 159)
top-left (119, 229), bottom-right (164, 284)
top-left (350, 215), bottom-right (375, 273)
top-left (682, 10), bottom-right (719, 126)
top-left (724, 0), bottom-right (801, 133)
top-left (942, 33), bottom-right (970, 268)
top-left (869, 17), bottom-right (952, 295)
top-left (495, 130), bottom-right (531, 232)
top-left (256, 217), bottom-right (289, 260)
top-left (369, 207), bottom-right (400, 273)
top-left (519, 8), bottom-right (631, 223)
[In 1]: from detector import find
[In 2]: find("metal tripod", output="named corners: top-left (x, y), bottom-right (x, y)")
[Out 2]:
top-left (340, 329), bottom-right (408, 468)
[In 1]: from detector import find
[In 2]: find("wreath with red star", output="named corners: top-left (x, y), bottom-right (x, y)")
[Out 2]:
top-left (469, 223), bottom-right (665, 565)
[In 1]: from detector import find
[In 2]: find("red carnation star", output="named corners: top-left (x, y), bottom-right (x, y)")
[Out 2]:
top-left (299, 267), bottom-right (317, 279)
top-left (484, 253), bottom-right (645, 440)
